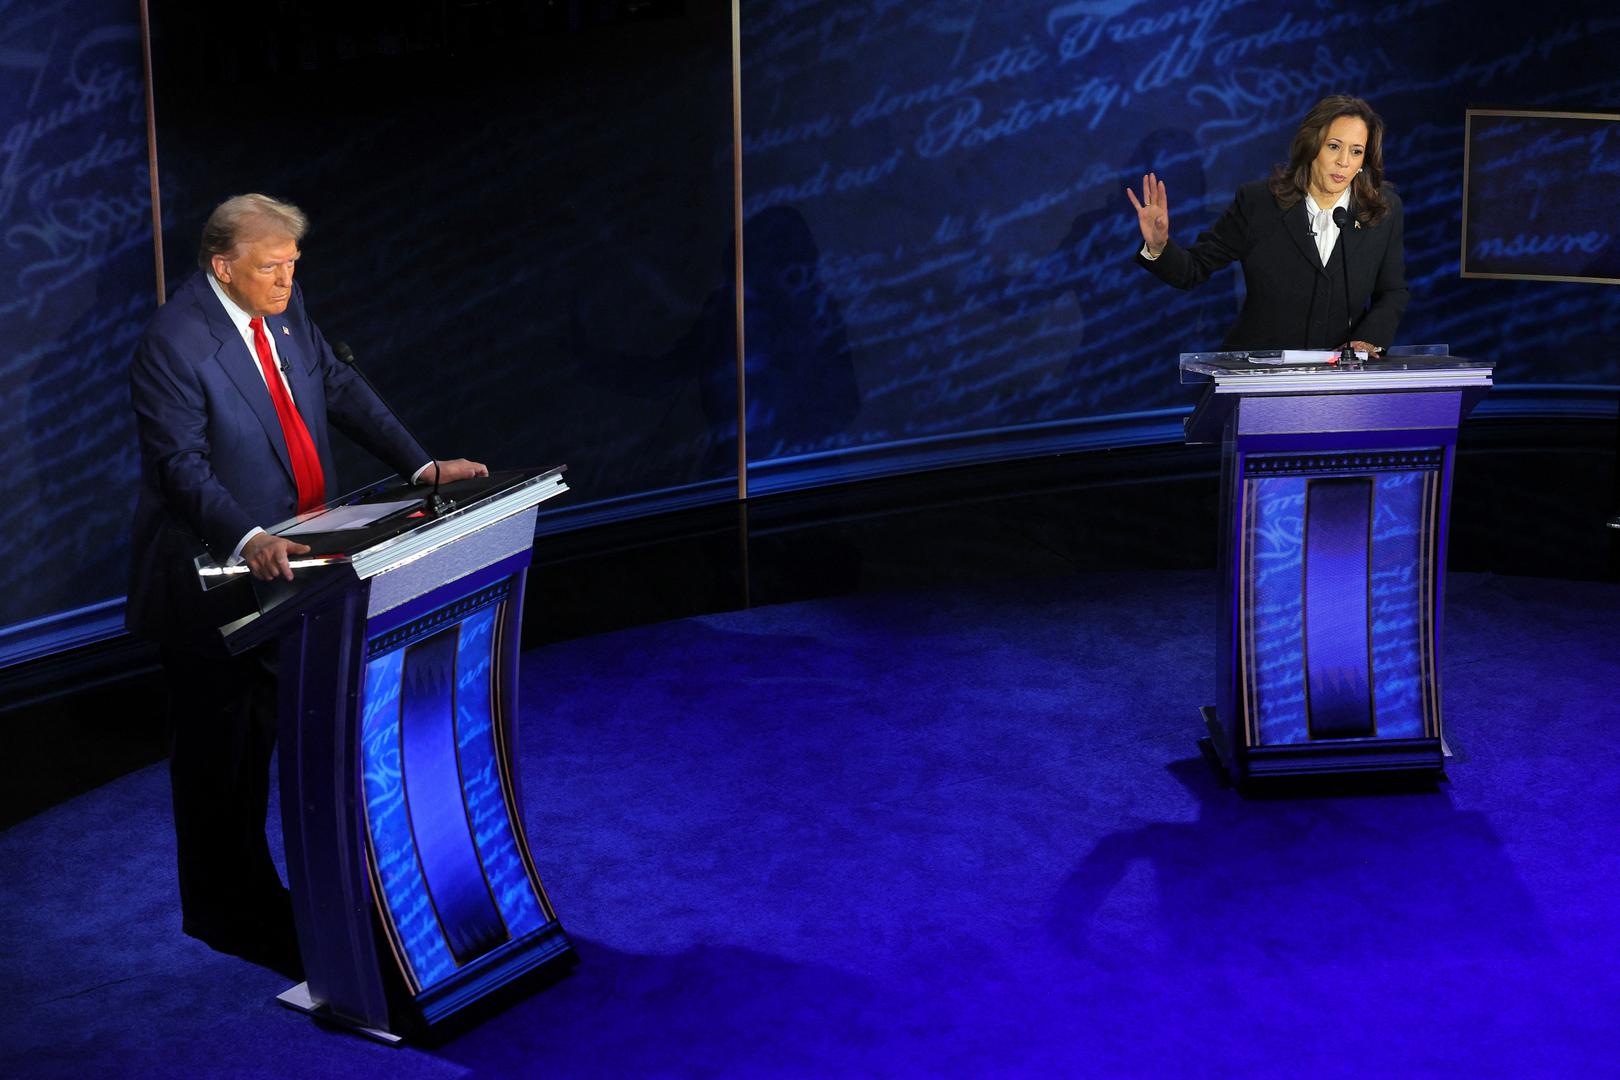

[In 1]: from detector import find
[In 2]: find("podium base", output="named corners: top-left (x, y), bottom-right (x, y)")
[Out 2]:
top-left (1198, 705), bottom-right (1233, 782)
top-left (1198, 706), bottom-right (1445, 786)
top-left (276, 982), bottom-right (403, 1045)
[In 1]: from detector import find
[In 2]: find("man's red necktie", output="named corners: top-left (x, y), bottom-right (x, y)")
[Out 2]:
top-left (249, 317), bottom-right (325, 513)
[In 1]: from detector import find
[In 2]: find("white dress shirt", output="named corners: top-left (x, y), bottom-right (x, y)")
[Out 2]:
top-left (1303, 188), bottom-right (1351, 267)
top-left (207, 272), bottom-right (296, 398)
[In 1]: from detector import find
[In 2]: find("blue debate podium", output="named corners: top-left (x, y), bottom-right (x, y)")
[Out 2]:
top-left (1181, 349), bottom-right (1493, 784)
top-left (200, 467), bottom-right (573, 1041)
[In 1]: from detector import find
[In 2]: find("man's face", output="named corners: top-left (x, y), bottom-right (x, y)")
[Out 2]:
top-left (213, 234), bottom-right (299, 317)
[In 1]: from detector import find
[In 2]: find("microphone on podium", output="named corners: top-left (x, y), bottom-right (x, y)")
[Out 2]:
top-left (332, 341), bottom-right (453, 516)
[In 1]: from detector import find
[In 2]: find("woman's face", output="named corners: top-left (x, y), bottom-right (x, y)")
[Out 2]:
top-left (1309, 115), bottom-right (1369, 202)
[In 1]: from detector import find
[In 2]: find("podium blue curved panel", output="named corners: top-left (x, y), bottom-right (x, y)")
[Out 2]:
top-left (1248, 476), bottom-right (1308, 747)
top-left (1369, 471), bottom-right (1428, 739)
top-left (1244, 457), bottom-right (1440, 752)
top-left (361, 646), bottom-right (458, 990)
top-left (454, 607), bottom-right (547, 939)
top-left (358, 585), bottom-right (554, 997)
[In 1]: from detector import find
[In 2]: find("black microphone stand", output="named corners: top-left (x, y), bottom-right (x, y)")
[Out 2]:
top-left (331, 341), bottom-right (455, 517)
top-left (1332, 204), bottom-right (1360, 367)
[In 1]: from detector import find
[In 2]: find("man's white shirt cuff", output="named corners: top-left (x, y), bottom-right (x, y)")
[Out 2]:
top-left (229, 527), bottom-right (265, 566)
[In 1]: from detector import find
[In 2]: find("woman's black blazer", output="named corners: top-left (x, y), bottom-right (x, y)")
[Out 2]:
top-left (1136, 179), bottom-right (1408, 350)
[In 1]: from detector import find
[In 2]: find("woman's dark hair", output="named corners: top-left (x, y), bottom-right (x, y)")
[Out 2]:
top-left (1268, 95), bottom-right (1390, 225)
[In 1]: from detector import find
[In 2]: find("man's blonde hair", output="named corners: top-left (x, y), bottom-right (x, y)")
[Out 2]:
top-left (197, 193), bottom-right (309, 270)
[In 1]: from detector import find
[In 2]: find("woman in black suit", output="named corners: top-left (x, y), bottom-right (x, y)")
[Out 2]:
top-left (1127, 95), bottom-right (1407, 354)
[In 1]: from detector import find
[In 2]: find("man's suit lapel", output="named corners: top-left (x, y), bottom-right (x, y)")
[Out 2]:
top-left (197, 283), bottom-right (296, 484)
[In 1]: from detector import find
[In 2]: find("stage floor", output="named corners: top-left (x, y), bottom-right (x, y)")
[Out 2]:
top-left (5, 570), bottom-right (1618, 1077)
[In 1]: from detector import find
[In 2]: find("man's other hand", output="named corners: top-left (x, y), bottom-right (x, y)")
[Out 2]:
top-left (423, 459), bottom-right (490, 484)
top-left (241, 533), bottom-right (311, 581)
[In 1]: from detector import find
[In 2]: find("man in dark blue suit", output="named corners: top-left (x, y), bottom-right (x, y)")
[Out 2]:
top-left (128, 194), bottom-right (486, 975)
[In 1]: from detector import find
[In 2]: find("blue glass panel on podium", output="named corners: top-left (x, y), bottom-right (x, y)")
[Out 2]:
top-left (361, 646), bottom-right (458, 990)
top-left (1302, 477), bottom-right (1374, 739)
top-left (399, 626), bottom-right (508, 965)
top-left (353, 566), bottom-right (564, 1011)
top-left (454, 607), bottom-right (547, 939)
top-left (1369, 471), bottom-right (1428, 739)
top-left (1247, 477), bottom-right (1308, 747)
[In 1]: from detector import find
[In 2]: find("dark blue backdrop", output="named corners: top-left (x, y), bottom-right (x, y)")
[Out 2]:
top-left (3, 0), bottom-right (1619, 657)
top-left (0, 0), bottom-right (152, 655)
top-left (737, 0), bottom-right (1620, 490)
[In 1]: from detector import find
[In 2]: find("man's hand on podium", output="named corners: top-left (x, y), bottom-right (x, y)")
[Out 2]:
top-left (242, 533), bottom-right (311, 582)
top-left (422, 459), bottom-right (490, 484)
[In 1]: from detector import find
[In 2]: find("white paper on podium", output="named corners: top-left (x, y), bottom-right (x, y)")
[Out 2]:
top-left (1247, 349), bottom-right (1371, 365)
top-left (281, 499), bottom-right (423, 536)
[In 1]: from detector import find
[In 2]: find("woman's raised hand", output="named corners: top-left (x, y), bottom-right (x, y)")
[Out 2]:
top-left (1126, 172), bottom-right (1169, 256)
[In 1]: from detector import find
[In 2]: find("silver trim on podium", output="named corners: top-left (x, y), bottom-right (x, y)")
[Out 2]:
top-left (276, 982), bottom-right (403, 1045)
top-left (208, 469), bottom-right (568, 643)
top-left (350, 470), bottom-right (568, 580)
top-left (196, 470), bottom-right (568, 580)
top-left (1202, 368), bottom-right (1494, 395)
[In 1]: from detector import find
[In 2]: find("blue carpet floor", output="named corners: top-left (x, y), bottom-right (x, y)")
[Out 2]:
top-left (4, 571), bottom-right (1618, 1077)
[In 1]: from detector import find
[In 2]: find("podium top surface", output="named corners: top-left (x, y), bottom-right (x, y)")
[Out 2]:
top-left (271, 466), bottom-right (566, 576)
top-left (1180, 347), bottom-right (1496, 444)
top-left (198, 466), bottom-right (567, 584)
top-left (1180, 344), bottom-right (1494, 393)
top-left (199, 467), bottom-right (568, 652)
